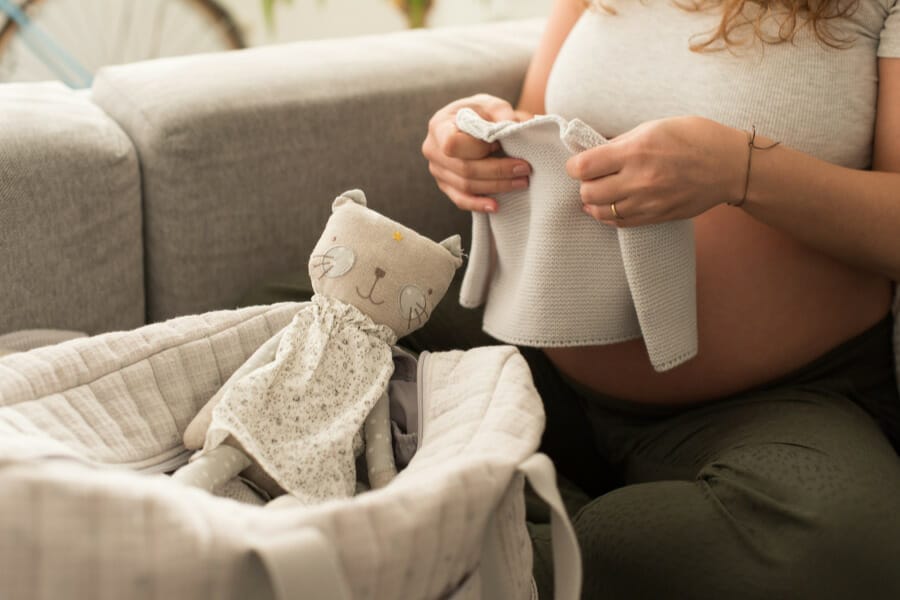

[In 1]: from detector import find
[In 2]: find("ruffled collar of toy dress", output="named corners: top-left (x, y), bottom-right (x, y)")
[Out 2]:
top-left (311, 293), bottom-right (398, 346)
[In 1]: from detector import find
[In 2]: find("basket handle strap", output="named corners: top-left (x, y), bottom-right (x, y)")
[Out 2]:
top-left (519, 453), bottom-right (583, 600)
top-left (254, 528), bottom-right (353, 600)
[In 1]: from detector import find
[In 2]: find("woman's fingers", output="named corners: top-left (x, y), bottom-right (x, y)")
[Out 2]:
top-left (566, 143), bottom-right (626, 180)
top-left (581, 203), bottom-right (615, 225)
top-left (582, 201), bottom-right (636, 227)
top-left (430, 161), bottom-right (529, 196)
top-left (437, 181), bottom-right (498, 213)
top-left (582, 201), bottom-right (630, 223)
top-left (433, 119), bottom-right (496, 159)
top-left (423, 94), bottom-right (532, 213)
top-left (455, 93), bottom-right (520, 123)
top-left (423, 136), bottom-right (531, 179)
top-left (424, 137), bottom-right (531, 179)
top-left (578, 173), bottom-right (629, 207)
top-left (582, 197), bottom-right (672, 228)
top-left (429, 94), bottom-right (520, 159)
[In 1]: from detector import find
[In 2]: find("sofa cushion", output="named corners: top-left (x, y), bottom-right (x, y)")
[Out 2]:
top-left (91, 20), bottom-right (542, 322)
top-left (0, 82), bottom-right (144, 335)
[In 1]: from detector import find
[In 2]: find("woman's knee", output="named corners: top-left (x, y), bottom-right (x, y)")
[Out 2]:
top-left (561, 469), bottom-right (900, 600)
top-left (696, 447), bottom-right (900, 598)
top-left (567, 482), bottom-right (759, 599)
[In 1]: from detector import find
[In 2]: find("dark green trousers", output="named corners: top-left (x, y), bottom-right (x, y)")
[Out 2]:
top-left (240, 272), bottom-right (900, 600)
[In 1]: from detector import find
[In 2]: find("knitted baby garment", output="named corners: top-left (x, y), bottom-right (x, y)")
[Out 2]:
top-left (456, 109), bottom-right (697, 372)
top-left (201, 294), bottom-right (397, 503)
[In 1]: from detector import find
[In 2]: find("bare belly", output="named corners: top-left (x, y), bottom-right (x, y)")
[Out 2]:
top-left (544, 205), bottom-right (894, 404)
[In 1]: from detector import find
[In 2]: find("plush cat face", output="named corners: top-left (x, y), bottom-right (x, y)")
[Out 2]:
top-left (308, 190), bottom-right (463, 338)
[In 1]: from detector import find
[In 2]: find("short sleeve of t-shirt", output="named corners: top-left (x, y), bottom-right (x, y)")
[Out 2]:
top-left (879, 0), bottom-right (900, 57)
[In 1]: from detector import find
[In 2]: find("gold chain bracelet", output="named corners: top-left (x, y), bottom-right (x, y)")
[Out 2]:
top-left (728, 125), bottom-right (781, 207)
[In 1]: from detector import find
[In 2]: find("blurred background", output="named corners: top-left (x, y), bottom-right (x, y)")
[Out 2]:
top-left (231, 0), bottom-right (551, 44)
top-left (0, 0), bottom-right (551, 85)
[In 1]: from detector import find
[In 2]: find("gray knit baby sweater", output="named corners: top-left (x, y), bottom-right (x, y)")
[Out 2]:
top-left (456, 109), bottom-right (697, 372)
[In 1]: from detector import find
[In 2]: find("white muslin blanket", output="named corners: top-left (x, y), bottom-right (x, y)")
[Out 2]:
top-left (456, 109), bottom-right (698, 372)
top-left (202, 294), bottom-right (397, 503)
top-left (0, 303), bottom-right (566, 600)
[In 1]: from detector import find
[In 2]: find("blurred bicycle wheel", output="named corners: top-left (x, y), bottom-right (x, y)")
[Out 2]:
top-left (0, 0), bottom-right (244, 83)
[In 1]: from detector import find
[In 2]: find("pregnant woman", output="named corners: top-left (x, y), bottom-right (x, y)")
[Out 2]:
top-left (421, 0), bottom-right (900, 597)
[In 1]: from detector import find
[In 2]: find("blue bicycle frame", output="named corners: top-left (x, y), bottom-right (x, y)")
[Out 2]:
top-left (0, 0), bottom-right (93, 88)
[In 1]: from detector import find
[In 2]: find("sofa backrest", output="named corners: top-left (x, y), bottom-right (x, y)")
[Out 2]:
top-left (0, 82), bottom-right (144, 335)
top-left (92, 20), bottom-right (541, 323)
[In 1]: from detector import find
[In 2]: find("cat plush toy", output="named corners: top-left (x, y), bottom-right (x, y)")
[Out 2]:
top-left (174, 190), bottom-right (463, 504)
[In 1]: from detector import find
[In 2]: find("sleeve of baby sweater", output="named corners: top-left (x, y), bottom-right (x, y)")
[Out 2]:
top-left (878, 0), bottom-right (900, 58)
top-left (459, 211), bottom-right (493, 308)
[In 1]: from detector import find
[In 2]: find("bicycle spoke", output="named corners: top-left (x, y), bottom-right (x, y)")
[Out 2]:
top-left (40, 0), bottom-right (101, 71)
top-left (10, 1), bottom-right (93, 83)
top-left (154, 0), bottom-right (197, 59)
top-left (34, 2), bottom-right (89, 66)
top-left (165, 2), bottom-right (212, 57)
top-left (112, 0), bottom-right (134, 65)
top-left (94, 0), bottom-right (113, 66)
top-left (75, 0), bottom-right (102, 69)
top-left (149, 0), bottom-right (171, 60)
top-left (183, 25), bottom-right (218, 52)
top-left (85, 0), bottom-right (105, 65)
top-left (7, 37), bottom-right (53, 81)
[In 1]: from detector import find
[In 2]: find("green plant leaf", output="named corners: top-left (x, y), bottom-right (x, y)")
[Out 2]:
top-left (262, 0), bottom-right (295, 30)
top-left (262, 0), bottom-right (275, 27)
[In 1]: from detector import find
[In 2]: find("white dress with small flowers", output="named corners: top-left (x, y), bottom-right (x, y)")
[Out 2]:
top-left (201, 294), bottom-right (397, 504)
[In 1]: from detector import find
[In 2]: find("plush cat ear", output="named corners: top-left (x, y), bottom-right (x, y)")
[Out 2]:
top-left (439, 235), bottom-right (463, 263)
top-left (333, 189), bottom-right (368, 211)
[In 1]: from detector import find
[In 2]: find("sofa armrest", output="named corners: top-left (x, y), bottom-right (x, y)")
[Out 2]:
top-left (0, 82), bottom-right (144, 335)
top-left (92, 19), bottom-right (542, 322)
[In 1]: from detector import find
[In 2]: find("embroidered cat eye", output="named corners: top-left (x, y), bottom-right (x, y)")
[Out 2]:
top-left (313, 245), bottom-right (356, 279)
top-left (399, 284), bottom-right (428, 328)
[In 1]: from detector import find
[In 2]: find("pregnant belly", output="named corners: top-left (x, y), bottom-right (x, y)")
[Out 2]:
top-left (544, 205), bottom-right (894, 404)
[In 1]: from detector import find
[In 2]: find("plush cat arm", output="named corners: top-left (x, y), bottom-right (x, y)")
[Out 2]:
top-left (364, 390), bottom-right (396, 489)
top-left (171, 445), bottom-right (251, 491)
top-left (183, 325), bottom-right (289, 450)
top-left (459, 211), bottom-right (492, 309)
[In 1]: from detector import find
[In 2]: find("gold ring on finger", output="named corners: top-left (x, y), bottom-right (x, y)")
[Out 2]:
top-left (610, 201), bottom-right (623, 220)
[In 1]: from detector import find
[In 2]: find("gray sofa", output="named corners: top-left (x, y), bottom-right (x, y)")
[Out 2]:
top-left (0, 20), bottom-right (541, 337)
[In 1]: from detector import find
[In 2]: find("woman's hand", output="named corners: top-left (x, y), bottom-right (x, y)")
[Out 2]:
top-left (566, 116), bottom-right (748, 226)
top-left (422, 94), bottom-right (533, 213)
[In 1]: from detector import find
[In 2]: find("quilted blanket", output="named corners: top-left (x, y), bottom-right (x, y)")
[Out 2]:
top-left (0, 303), bottom-right (546, 600)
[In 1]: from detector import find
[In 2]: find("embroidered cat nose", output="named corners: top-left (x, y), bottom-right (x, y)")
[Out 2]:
top-left (375, 267), bottom-right (386, 279)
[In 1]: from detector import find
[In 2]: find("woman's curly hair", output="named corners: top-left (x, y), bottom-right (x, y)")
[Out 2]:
top-left (584, 0), bottom-right (860, 52)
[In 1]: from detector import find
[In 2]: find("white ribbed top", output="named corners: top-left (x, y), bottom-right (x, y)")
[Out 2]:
top-left (547, 0), bottom-right (900, 168)
top-left (541, 0), bottom-right (900, 378)
top-left (457, 109), bottom-right (697, 372)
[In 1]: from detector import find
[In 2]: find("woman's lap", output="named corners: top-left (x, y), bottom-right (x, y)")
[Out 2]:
top-left (569, 392), bottom-right (900, 599)
top-left (530, 317), bottom-right (900, 599)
